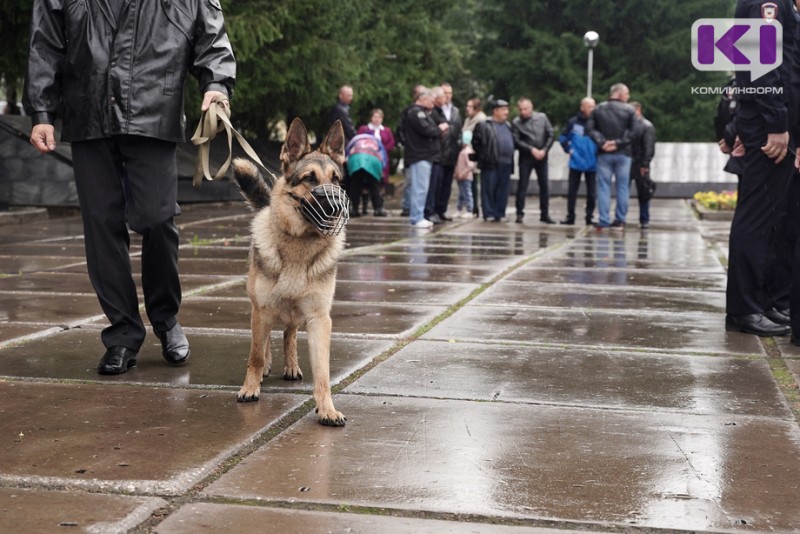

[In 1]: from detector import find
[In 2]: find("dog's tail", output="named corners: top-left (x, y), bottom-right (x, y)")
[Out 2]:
top-left (232, 158), bottom-right (271, 210)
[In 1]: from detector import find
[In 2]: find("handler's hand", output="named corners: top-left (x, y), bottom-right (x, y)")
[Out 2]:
top-left (732, 136), bottom-right (745, 158)
top-left (201, 90), bottom-right (229, 112)
top-left (761, 131), bottom-right (789, 164)
top-left (30, 124), bottom-right (56, 153)
top-left (795, 148), bottom-right (800, 170)
top-left (718, 138), bottom-right (731, 154)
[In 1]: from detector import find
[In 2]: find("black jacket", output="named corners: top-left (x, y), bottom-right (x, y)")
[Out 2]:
top-left (586, 99), bottom-right (637, 156)
top-left (438, 105), bottom-right (463, 166)
top-left (734, 0), bottom-right (796, 137)
top-left (471, 119), bottom-right (513, 170)
top-left (512, 112), bottom-right (554, 160)
top-left (24, 0), bottom-right (236, 143)
top-left (632, 117), bottom-right (656, 167)
top-left (401, 104), bottom-right (441, 166)
top-left (329, 101), bottom-right (357, 143)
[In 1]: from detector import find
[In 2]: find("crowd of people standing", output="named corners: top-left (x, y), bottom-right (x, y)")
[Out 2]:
top-left (328, 82), bottom-right (658, 231)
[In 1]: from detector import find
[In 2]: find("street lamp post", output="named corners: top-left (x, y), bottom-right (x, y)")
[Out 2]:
top-left (583, 31), bottom-right (599, 98)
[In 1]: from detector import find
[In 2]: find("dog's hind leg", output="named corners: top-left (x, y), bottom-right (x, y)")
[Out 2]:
top-left (283, 324), bottom-right (303, 380)
top-left (306, 314), bottom-right (346, 426)
top-left (237, 305), bottom-right (274, 402)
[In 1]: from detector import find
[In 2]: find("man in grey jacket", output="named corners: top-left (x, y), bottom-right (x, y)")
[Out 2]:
top-left (25, 0), bottom-right (237, 374)
top-left (512, 98), bottom-right (554, 223)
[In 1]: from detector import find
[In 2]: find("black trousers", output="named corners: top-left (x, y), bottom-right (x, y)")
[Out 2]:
top-left (434, 164), bottom-right (455, 216)
top-left (565, 168), bottom-right (596, 224)
top-left (725, 128), bottom-right (792, 316)
top-left (71, 136), bottom-right (181, 351)
top-left (348, 169), bottom-right (383, 214)
top-left (517, 157), bottom-right (549, 218)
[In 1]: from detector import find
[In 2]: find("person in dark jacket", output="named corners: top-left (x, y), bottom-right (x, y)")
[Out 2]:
top-left (630, 102), bottom-right (656, 229)
top-left (402, 90), bottom-right (447, 228)
top-left (471, 99), bottom-right (514, 222)
top-left (329, 85), bottom-right (357, 144)
top-left (725, 0), bottom-right (796, 337)
top-left (558, 97), bottom-right (597, 225)
top-left (587, 83), bottom-right (636, 230)
top-left (512, 98), bottom-right (554, 223)
top-left (426, 83), bottom-right (462, 223)
top-left (24, 0), bottom-right (236, 374)
top-left (424, 86), bottom-right (450, 224)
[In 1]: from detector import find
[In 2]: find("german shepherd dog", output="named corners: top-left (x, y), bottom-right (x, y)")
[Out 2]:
top-left (231, 118), bottom-right (349, 426)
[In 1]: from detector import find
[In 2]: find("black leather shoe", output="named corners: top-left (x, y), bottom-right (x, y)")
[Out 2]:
top-left (427, 214), bottom-right (444, 224)
top-left (400, 208), bottom-right (410, 217)
top-left (373, 209), bottom-right (388, 217)
top-left (559, 218), bottom-right (575, 225)
top-left (515, 215), bottom-right (524, 223)
top-left (156, 323), bottom-right (190, 365)
top-left (540, 216), bottom-right (556, 224)
top-left (438, 213), bottom-right (453, 221)
top-left (97, 346), bottom-right (138, 375)
top-left (764, 307), bottom-right (790, 325)
top-left (725, 313), bottom-right (790, 336)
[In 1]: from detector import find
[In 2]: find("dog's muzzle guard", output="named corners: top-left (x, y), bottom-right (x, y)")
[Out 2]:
top-left (294, 184), bottom-right (350, 236)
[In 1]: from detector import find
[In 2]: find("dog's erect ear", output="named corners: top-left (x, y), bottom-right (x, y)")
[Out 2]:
top-left (280, 118), bottom-right (312, 172)
top-left (319, 120), bottom-right (346, 167)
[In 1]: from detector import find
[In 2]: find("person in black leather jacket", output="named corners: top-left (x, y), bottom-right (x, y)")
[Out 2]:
top-left (24, 0), bottom-right (236, 375)
top-left (630, 102), bottom-right (656, 228)
top-left (512, 97), bottom-right (554, 224)
top-left (586, 83), bottom-right (636, 230)
top-left (471, 99), bottom-right (515, 221)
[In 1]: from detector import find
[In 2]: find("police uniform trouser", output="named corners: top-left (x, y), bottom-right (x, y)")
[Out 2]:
top-left (726, 126), bottom-right (792, 316)
top-left (72, 135), bottom-right (181, 352)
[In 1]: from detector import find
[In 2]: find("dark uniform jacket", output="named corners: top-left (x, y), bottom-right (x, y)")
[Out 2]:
top-left (586, 99), bottom-right (636, 156)
top-left (512, 112), bottom-right (554, 160)
top-left (24, 0), bottom-right (236, 143)
top-left (734, 0), bottom-right (796, 141)
top-left (632, 117), bottom-right (656, 168)
top-left (401, 104), bottom-right (441, 166)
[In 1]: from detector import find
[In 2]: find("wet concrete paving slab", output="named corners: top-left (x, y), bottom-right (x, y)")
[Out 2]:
top-left (346, 340), bottom-right (787, 417)
top-left (202, 279), bottom-right (478, 306)
top-left (340, 252), bottom-right (520, 268)
top-left (0, 241), bottom-right (89, 257)
top-left (378, 243), bottom-right (542, 256)
top-left (204, 395), bottom-right (800, 532)
top-left (0, 255), bottom-right (85, 275)
top-left (473, 281), bottom-right (725, 313)
top-left (0, 487), bottom-right (166, 534)
top-left (506, 267), bottom-right (728, 291)
top-left (423, 307), bottom-right (764, 356)
top-left (0, 292), bottom-right (102, 324)
top-left (0, 272), bottom-right (95, 294)
top-left (0, 323), bottom-right (61, 345)
top-left (336, 262), bottom-right (499, 284)
top-left (0, 327), bottom-right (394, 390)
top-left (155, 503), bottom-right (566, 534)
top-left (177, 298), bottom-right (447, 337)
top-left (0, 381), bottom-right (304, 493)
top-left (532, 254), bottom-right (724, 272)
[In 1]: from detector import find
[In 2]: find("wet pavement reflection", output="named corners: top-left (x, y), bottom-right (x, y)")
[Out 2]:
top-left (0, 199), bottom-right (798, 532)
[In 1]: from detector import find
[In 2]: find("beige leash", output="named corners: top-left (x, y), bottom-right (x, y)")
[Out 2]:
top-left (190, 99), bottom-right (276, 187)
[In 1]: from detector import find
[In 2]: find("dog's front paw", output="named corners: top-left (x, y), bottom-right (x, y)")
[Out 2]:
top-left (316, 407), bottom-right (346, 427)
top-left (237, 384), bottom-right (261, 402)
top-left (283, 366), bottom-right (303, 381)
